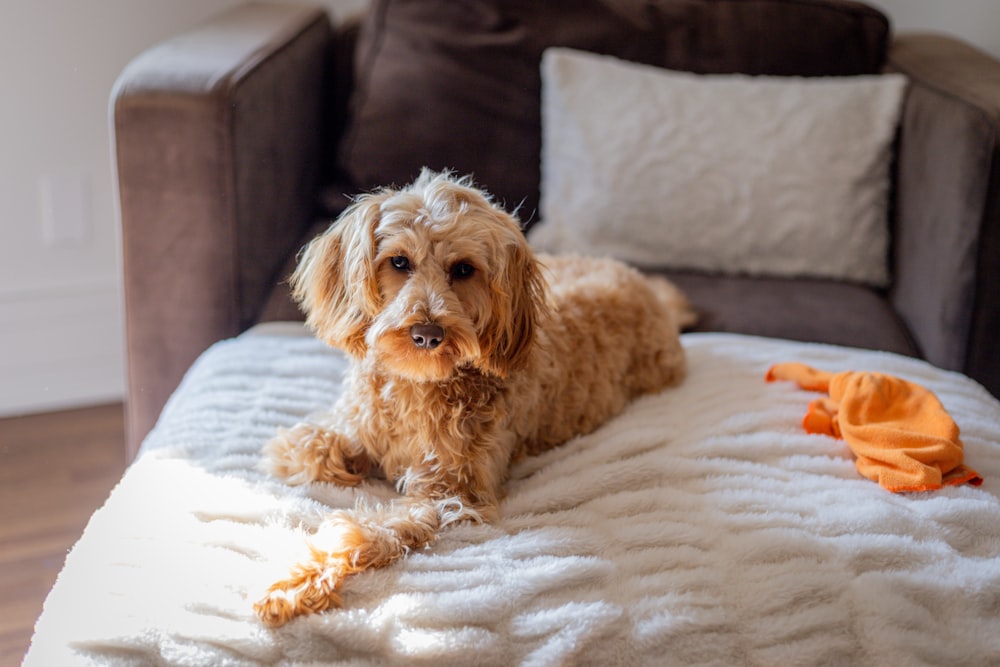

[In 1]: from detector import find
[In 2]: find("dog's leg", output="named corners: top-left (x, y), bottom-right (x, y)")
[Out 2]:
top-left (254, 496), bottom-right (483, 627)
top-left (263, 422), bottom-right (372, 486)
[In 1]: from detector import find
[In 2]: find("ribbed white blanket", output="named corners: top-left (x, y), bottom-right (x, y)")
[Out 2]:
top-left (26, 326), bottom-right (1000, 666)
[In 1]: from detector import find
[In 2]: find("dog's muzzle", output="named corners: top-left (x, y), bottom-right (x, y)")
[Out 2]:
top-left (410, 323), bottom-right (445, 350)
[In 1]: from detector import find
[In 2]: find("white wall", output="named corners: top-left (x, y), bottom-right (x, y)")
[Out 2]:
top-left (0, 1), bottom-right (235, 417)
top-left (870, 0), bottom-right (1000, 60)
top-left (0, 0), bottom-right (996, 417)
top-left (0, 0), bottom-right (366, 418)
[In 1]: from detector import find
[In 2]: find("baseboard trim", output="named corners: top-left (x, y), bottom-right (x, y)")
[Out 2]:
top-left (0, 281), bottom-right (124, 417)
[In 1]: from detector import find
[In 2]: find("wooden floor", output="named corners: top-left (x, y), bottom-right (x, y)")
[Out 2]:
top-left (0, 403), bottom-right (126, 666)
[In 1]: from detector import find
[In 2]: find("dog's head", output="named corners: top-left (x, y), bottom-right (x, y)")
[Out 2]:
top-left (292, 170), bottom-right (547, 382)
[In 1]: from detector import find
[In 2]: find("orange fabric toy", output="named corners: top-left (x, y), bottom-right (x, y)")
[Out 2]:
top-left (766, 362), bottom-right (983, 493)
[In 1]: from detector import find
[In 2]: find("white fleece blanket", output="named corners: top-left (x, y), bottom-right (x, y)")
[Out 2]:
top-left (26, 325), bottom-right (1000, 666)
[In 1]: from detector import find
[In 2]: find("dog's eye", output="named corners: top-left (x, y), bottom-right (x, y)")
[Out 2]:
top-left (450, 262), bottom-right (475, 281)
top-left (390, 256), bottom-right (411, 272)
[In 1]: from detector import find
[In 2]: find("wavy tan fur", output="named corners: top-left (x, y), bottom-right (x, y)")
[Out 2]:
top-left (255, 171), bottom-right (690, 626)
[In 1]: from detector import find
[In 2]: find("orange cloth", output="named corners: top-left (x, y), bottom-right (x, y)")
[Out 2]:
top-left (766, 362), bottom-right (983, 493)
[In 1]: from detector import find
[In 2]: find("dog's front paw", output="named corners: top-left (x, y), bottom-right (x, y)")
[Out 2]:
top-left (263, 423), bottom-right (370, 486)
top-left (254, 561), bottom-right (345, 627)
top-left (254, 587), bottom-right (298, 628)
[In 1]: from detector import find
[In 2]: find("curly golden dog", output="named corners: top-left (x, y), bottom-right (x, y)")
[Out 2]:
top-left (255, 171), bottom-right (692, 626)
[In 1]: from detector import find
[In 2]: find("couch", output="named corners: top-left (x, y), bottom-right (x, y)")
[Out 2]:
top-left (24, 4), bottom-right (1000, 660)
top-left (24, 325), bottom-right (1000, 664)
top-left (112, 0), bottom-right (1000, 463)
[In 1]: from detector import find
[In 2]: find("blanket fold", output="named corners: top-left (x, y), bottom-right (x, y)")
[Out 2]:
top-left (766, 362), bottom-right (983, 493)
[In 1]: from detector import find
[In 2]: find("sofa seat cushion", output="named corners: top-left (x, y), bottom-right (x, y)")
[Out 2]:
top-left (663, 270), bottom-right (921, 357)
top-left (337, 0), bottom-right (890, 225)
top-left (25, 327), bottom-right (1000, 664)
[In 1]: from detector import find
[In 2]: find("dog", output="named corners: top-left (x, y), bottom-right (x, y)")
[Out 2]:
top-left (254, 170), bottom-right (693, 626)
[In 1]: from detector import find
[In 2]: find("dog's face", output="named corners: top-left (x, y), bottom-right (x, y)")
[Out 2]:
top-left (292, 171), bottom-right (546, 382)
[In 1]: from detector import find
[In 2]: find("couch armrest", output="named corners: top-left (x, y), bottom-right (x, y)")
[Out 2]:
top-left (112, 3), bottom-right (333, 458)
top-left (888, 33), bottom-right (1000, 397)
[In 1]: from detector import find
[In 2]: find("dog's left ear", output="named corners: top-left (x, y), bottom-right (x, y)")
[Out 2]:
top-left (478, 222), bottom-right (548, 378)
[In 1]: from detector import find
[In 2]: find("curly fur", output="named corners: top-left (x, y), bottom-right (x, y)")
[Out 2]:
top-left (254, 170), bottom-right (692, 626)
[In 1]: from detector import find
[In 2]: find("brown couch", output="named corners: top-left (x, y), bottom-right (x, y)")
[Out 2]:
top-left (112, 0), bottom-right (1000, 459)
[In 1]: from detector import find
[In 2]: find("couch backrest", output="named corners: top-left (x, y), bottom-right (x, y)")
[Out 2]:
top-left (336, 0), bottom-right (890, 226)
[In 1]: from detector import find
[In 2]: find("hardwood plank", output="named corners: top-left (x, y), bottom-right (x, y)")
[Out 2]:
top-left (0, 403), bottom-right (125, 665)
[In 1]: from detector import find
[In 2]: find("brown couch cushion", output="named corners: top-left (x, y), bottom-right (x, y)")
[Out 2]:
top-left (664, 270), bottom-right (920, 357)
top-left (337, 0), bottom-right (890, 226)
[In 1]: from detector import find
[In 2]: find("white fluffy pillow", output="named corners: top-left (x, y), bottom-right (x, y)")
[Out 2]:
top-left (531, 48), bottom-right (908, 287)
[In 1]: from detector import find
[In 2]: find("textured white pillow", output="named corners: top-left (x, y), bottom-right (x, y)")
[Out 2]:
top-left (531, 48), bottom-right (908, 287)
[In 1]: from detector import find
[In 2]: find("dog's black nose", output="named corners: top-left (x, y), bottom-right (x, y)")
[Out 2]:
top-left (410, 323), bottom-right (445, 350)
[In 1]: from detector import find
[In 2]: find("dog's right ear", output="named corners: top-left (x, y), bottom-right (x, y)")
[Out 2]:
top-left (290, 195), bottom-right (384, 357)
